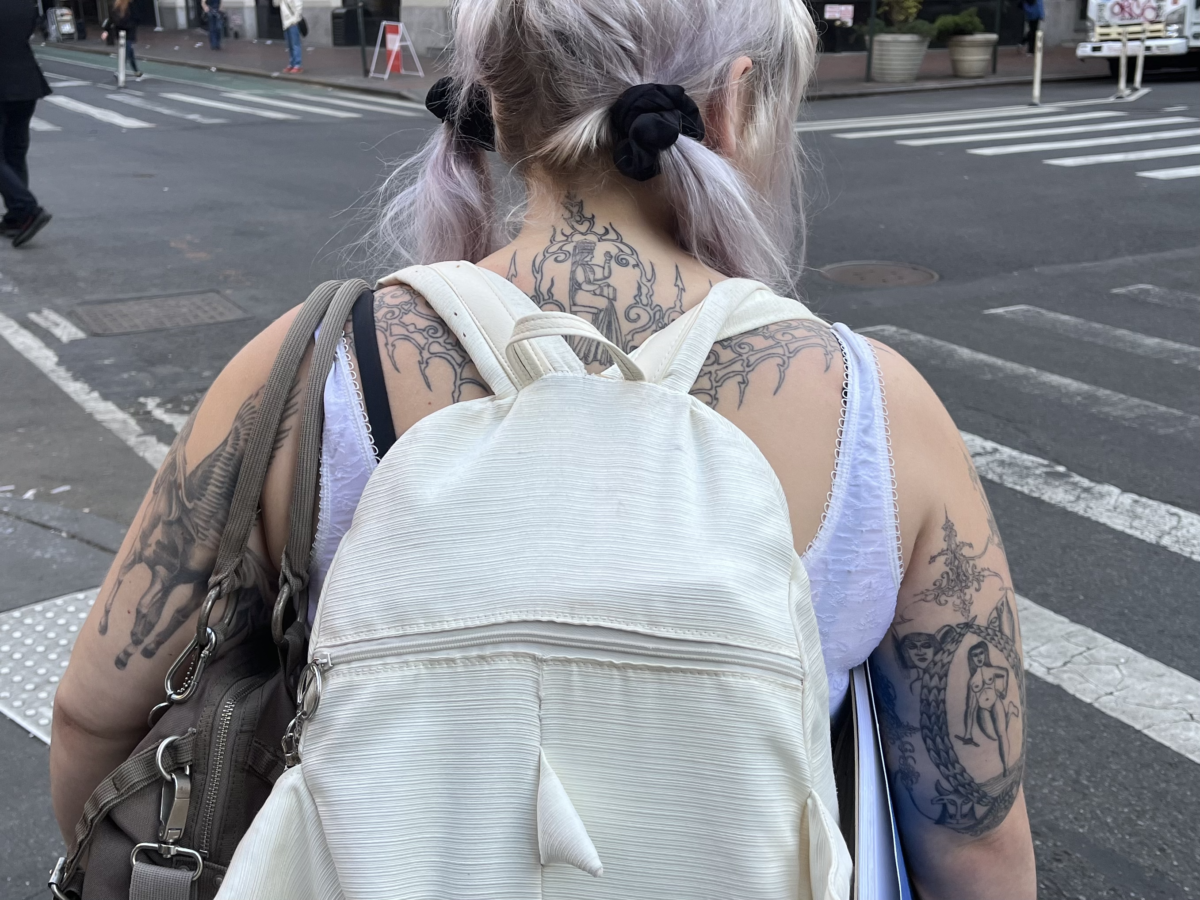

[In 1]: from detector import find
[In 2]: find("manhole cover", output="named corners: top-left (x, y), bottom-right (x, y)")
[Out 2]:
top-left (71, 291), bottom-right (247, 336)
top-left (819, 261), bottom-right (939, 289)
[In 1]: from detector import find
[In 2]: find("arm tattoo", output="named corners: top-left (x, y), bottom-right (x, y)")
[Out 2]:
top-left (373, 285), bottom-right (488, 403)
top-left (98, 389), bottom-right (284, 669)
top-left (964, 447), bottom-right (1005, 554)
top-left (912, 512), bottom-right (1010, 618)
top-left (690, 320), bottom-right (841, 411)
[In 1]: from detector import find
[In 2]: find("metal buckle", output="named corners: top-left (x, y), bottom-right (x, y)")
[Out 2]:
top-left (129, 843), bottom-right (204, 882)
top-left (48, 857), bottom-right (72, 900)
top-left (156, 737), bottom-right (192, 845)
top-left (163, 627), bottom-right (218, 704)
top-left (281, 660), bottom-right (323, 768)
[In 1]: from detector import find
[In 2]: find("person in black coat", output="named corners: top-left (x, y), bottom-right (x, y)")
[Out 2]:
top-left (102, 0), bottom-right (143, 79)
top-left (0, 0), bottom-right (53, 247)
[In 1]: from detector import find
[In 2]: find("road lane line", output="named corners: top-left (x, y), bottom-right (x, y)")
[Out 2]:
top-left (1137, 164), bottom-right (1200, 180)
top-left (969, 128), bottom-right (1200, 156)
top-left (106, 92), bottom-right (228, 124)
top-left (278, 91), bottom-right (423, 116)
top-left (983, 305), bottom-right (1200, 369)
top-left (1017, 595), bottom-right (1200, 765)
top-left (219, 92), bottom-right (362, 118)
top-left (313, 92), bottom-right (426, 112)
top-left (30, 116), bottom-right (61, 132)
top-left (962, 431), bottom-right (1200, 563)
top-left (899, 116), bottom-right (1196, 146)
top-left (1111, 284), bottom-right (1200, 311)
top-left (1043, 144), bottom-right (1200, 167)
top-left (835, 111), bottom-right (1124, 139)
top-left (139, 397), bottom-right (189, 432)
top-left (27, 309), bottom-right (87, 344)
top-left (160, 92), bottom-right (299, 120)
top-left (0, 312), bottom-right (168, 468)
top-left (860, 325), bottom-right (1200, 439)
top-left (794, 105), bottom-right (1066, 132)
top-left (44, 95), bottom-right (154, 129)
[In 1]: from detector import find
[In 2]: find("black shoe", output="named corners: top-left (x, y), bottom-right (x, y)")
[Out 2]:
top-left (11, 208), bottom-right (52, 248)
top-left (0, 220), bottom-right (19, 239)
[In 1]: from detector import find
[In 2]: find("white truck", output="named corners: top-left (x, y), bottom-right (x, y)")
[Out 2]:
top-left (1076, 0), bottom-right (1200, 74)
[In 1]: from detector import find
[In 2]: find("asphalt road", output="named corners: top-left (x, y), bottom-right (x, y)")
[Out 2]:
top-left (1, 50), bottom-right (1197, 899)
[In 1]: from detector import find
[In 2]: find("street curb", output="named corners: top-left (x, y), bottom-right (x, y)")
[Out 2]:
top-left (42, 41), bottom-right (1108, 103)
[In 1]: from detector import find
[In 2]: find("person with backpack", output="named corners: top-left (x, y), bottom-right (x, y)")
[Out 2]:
top-left (275, 0), bottom-right (304, 73)
top-left (101, 0), bottom-right (143, 80)
top-left (0, 0), bottom-right (53, 246)
top-left (49, 1), bottom-right (1037, 898)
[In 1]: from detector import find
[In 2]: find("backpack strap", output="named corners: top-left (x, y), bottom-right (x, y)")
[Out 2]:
top-left (626, 278), bottom-right (825, 394)
top-left (377, 261), bottom-right (585, 398)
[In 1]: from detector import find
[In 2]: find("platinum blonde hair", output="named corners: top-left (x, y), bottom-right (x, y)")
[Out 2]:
top-left (370, 0), bottom-right (817, 292)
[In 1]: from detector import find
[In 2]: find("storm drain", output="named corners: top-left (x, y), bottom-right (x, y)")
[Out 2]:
top-left (819, 261), bottom-right (939, 289)
top-left (71, 291), bottom-right (247, 336)
top-left (0, 589), bottom-right (97, 743)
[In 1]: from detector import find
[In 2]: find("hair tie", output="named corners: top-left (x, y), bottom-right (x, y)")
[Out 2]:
top-left (610, 84), bottom-right (705, 182)
top-left (426, 77), bottom-right (496, 151)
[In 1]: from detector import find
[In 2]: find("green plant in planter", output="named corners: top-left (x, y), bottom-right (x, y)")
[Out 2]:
top-left (858, 0), bottom-right (936, 38)
top-left (932, 7), bottom-right (986, 43)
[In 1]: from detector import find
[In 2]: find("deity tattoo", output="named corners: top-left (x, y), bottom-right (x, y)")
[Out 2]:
top-left (98, 392), bottom-right (285, 669)
top-left (374, 286), bottom-right (489, 403)
top-left (912, 512), bottom-right (1009, 618)
top-left (690, 320), bottom-right (841, 411)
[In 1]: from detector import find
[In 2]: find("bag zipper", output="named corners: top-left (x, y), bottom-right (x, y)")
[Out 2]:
top-left (195, 676), bottom-right (262, 853)
top-left (312, 621), bottom-right (805, 682)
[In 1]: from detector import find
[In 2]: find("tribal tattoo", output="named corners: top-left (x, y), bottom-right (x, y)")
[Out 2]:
top-left (912, 512), bottom-right (1009, 618)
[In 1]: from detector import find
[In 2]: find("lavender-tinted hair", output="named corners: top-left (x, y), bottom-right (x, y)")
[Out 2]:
top-left (369, 0), bottom-right (817, 291)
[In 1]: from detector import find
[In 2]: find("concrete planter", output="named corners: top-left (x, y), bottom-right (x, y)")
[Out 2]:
top-left (948, 32), bottom-right (999, 78)
top-left (869, 33), bottom-right (930, 83)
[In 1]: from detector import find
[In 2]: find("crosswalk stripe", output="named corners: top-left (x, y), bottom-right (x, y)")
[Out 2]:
top-left (278, 91), bottom-right (423, 116)
top-left (899, 116), bottom-right (1197, 147)
top-left (963, 431), bottom-right (1200, 563)
top-left (26, 309), bottom-right (87, 344)
top-left (834, 111), bottom-right (1125, 139)
top-left (794, 104), bottom-right (1066, 133)
top-left (1137, 164), bottom-right (1200, 180)
top-left (30, 116), bottom-right (61, 132)
top-left (1044, 144), bottom-right (1200, 167)
top-left (219, 92), bottom-right (362, 118)
top-left (860, 325), bottom-right (1200, 439)
top-left (160, 92), bottom-right (299, 120)
top-left (323, 93), bottom-right (426, 113)
top-left (1111, 284), bottom-right (1200, 311)
top-left (983, 305), bottom-right (1200, 369)
top-left (970, 128), bottom-right (1200, 156)
top-left (107, 92), bottom-right (228, 124)
top-left (1017, 594), bottom-right (1200, 765)
top-left (43, 78), bottom-right (91, 87)
top-left (44, 94), bottom-right (153, 129)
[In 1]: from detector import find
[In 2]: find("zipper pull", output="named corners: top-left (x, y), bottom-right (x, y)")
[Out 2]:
top-left (312, 649), bottom-right (333, 671)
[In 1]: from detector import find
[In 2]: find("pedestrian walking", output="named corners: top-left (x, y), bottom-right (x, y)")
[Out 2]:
top-left (0, 0), bottom-right (53, 247)
top-left (1022, 0), bottom-right (1045, 54)
top-left (275, 0), bottom-right (304, 73)
top-left (101, 0), bottom-right (144, 80)
top-left (205, 0), bottom-right (222, 50)
top-left (48, 2), bottom-right (1038, 899)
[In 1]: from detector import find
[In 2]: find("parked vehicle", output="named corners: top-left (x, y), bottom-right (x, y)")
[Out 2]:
top-left (1076, 0), bottom-right (1200, 74)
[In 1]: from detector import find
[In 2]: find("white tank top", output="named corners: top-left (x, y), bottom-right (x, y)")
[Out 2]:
top-left (307, 322), bottom-right (901, 713)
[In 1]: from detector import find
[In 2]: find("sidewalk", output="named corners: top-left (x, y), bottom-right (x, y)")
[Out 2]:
top-left (45, 32), bottom-right (1108, 102)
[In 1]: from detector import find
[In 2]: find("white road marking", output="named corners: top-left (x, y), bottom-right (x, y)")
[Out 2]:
top-left (1018, 595), bottom-right (1200, 765)
top-left (983, 304), bottom-right (1200, 369)
top-left (860, 325), bottom-right (1199, 439)
top-left (314, 92), bottom-right (426, 112)
top-left (1044, 144), bottom-right (1200, 167)
top-left (278, 91), bottom-right (423, 116)
top-left (44, 94), bottom-right (154, 129)
top-left (794, 104), bottom-right (1066, 133)
top-left (139, 396), bottom-right (189, 432)
top-left (899, 116), bottom-right (1197, 146)
top-left (160, 92), bottom-right (299, 120)
top-left (26, 309), bottom-right (87, 343)
top-left (1137, 164), bottom-right (1200, 180)
top-left (219, 91), bottom-right (361, 118)
top-left (962, 431), bottom-right (1200, 563)
top-left (1111, 283), bottom-right (1200, 311)
top-left (43, 78), bottom-right (91, 87)
top-left (834, 111), bottom-right (1125, 139)
top-left (969, 127), bottom-right (1200, 156)
top-left (0, 312), bottom-right (168, 468)
top-left (107, 92), bottom-right (228, 124)
top-left (29, 117), bottom-right (61, 132)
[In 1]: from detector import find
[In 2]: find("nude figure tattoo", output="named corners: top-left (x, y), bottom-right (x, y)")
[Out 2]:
top-left (98, 393), bottom-right (281, 669)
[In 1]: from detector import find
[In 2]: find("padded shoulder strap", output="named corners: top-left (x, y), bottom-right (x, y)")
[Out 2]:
top-left (627, 279), bottom-right (825, 393)
top-left (377, 262), bottom-right (585, 398)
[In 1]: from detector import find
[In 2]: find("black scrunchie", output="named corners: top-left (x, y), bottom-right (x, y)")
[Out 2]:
top-left (610, 83), bottom-right (705, 182)
top-left (425, 76), bottom-right (496, 151)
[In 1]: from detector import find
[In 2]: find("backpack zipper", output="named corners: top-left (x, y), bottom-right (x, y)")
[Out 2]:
top-left (195, 677), bottom-right (261, 853)
top-left (312, 621), bottom-right (805, 682)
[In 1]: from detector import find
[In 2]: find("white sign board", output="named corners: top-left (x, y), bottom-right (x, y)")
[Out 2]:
top-left (823, 3), bottom-right (855, 25)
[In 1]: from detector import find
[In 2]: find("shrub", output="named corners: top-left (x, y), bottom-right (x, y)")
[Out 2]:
top-left (933, 7), bottom-right (987, 42)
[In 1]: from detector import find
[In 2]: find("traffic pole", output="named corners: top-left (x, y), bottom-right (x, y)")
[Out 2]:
top-left (1116, 31), bottom-right (1128, 98)
top-left (357, 1), bottom-right (368, 78)
top-left (1133, 27), bottom-right (1147, 90)
top-left (865, 0), bottom-right (878, 82)
top-left (117, 29), bottom-right (126, 88)
top-left (1030, 27), bottom-right (1044, 106)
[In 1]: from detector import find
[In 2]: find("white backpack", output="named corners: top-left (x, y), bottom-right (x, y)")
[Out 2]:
top-left (217, 261), bottom-right (852, 900)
